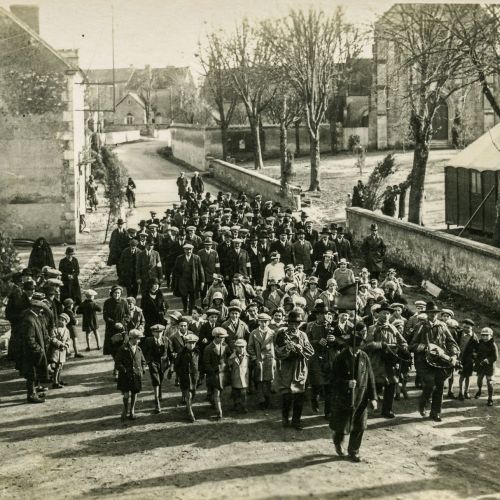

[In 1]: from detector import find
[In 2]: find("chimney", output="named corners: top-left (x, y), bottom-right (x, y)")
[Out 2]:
top-left (10, 5), bottom-right (39, 34)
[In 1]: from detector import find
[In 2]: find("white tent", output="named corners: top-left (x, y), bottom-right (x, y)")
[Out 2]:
top-left (448, 123), bottom-right (500, 172)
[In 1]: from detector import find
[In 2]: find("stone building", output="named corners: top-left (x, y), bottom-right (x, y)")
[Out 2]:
top-left (370, 4), bottom-right (500, 150)
top-left (114, 92), bottom-right (146, 125)
top-left (0, 5), bottom-right (88, 244)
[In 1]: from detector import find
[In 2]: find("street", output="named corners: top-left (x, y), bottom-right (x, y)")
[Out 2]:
top-left (1, 140), bottom-right (499, 500)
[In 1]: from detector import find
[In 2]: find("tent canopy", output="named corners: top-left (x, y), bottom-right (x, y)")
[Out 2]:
top-left (448, 122), bottom-right (500, 172)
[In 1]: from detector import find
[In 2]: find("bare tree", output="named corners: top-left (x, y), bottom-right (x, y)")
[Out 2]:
top-left (223, 19), bottom-right (277, 170)
top-left (378, 4), bottom-right (473, 224)
top-left (264, 79), bottom-right (303, 188)
top-left (128, 65), bottom-right (157, 136)
top-left (197, 31), bottom-right (238, 160)
top-left (265, 8), bottom-right (362, 191)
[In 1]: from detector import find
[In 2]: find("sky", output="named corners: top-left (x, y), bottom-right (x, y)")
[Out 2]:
top-left (0, 0), bottom-right (482, 77)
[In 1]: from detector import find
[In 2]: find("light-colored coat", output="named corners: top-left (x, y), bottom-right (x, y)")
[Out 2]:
top-left (247, 327), bottom-right (276, 382)
top-left (228, 351), bottom-right (250, 388)
top-left (48, 326), bottom-right (70, 364)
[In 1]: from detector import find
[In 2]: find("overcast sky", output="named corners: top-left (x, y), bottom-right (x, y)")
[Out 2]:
top-left (0, 0), bottom-right (479, 76)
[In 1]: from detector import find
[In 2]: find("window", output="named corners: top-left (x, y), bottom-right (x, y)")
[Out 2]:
top-left (127, 99), bottom-right (131, 105)
top-left (471, 171), bottom-right (482, 194)
top-left (126, 113), bottom-right (134, 125)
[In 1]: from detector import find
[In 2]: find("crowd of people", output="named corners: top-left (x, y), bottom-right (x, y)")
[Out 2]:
top-left (4, 171), bottom-right (497, 463)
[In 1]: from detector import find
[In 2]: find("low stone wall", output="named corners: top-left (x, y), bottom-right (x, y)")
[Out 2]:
top-left (171, 125), bottom-right (207, 170)
top-left (209, 159), bottom-right (301, 210)
top-left (100, 130), bottom-right (141, 145)
top-left (346, 207), bottom-right (500, 309)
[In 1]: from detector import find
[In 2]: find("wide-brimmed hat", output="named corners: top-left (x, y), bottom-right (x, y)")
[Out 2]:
top-left (287, 310), bottom-right (303, 323)
top-left (377, 301), bottom-right (392, 313)
top-left (320, 227), bottom-right (331, 235)
top-left (425, 301), bottom-right (440, 313)
top-left (284, 283), bottom-right (297, 293)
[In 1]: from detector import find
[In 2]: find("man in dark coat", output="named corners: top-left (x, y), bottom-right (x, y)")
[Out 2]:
top-left (176, 172), bottom-right (189, 201)
top-left (173, 243), bottom-right (205, 314)
top-left (136, 237), bottom-right (162, 294)
top-left (118, 239), bottom-right (141, 298)
top-left (247, 235), bottom-right (266, 287)
top-left (361, 223), bottom-right (387, 280)
top-left (270, 232), bottom-right (293, 266)
top-left (190, 172), bottom-right (205, 195)
top-left (304, 220), bottom-right (319, 246)
top-left (334, 227), bottom-right (352, 261)
top-left (19, 300), bottom-right (49, 403)
top-left (59, 247), bottom-right (82, 305)
top-left (226, 239), bottom-right (252, 280)
top-left (329, 326), bottom-right (377, 462)
top-left (312, 228), bottom-right (337, 264)
top-left (291, 230), bottom-right (313, 274)
top-left (197, 236), bottom-right (220, 299)
top-left (108, 219), bottom-right (129, 274)
top-left (6, 277), bottom-right (33, 369)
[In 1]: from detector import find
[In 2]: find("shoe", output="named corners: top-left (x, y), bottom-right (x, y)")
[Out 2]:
top-left (487, 399), bottom-right (493, 407)
top-left (418, 400), bottom-right (427, 417)
top-left (52, 383), bottom-right (63, 389)
top-left (349, 453), bottom-right (361, 463)
top-left (474, 390), bottom-right (482, 399)
top-left (447, 391), bottom-right (456, 400)
top-left (334, 444), bottom-right (345, 457)
top-left (59, 380), bottom-right (66, 386)
top-left (96, 346), bottom-right (102, 350)
top-left (188, 414), bottom-right (196, 423)
top-left (402, 388), bottom-right (409, 400)
top-left (382, 411), bottom-right (395, 419)
top-left (394, 394), bottom-right (401, 401)
top-left (36, 386), bottom-right (48, 392)
top-left (464, 392), bottom-right (471, 400)
top-left (430, 413), bottom-right (442, 422)
top-left (458, 392), bottom-right (464, 401)
top-left (74, 353), bottom-right (85, 358)
top-left (27, 395), bottom-right (45, 404)
top-left (85, 347), bottom-right (91, 352)
top-left (291, 421), bottom-right (303, 431)
top-left (128, 414), bottom-right (137, 420)
top-left (154, 407), bottom-right (161, 414)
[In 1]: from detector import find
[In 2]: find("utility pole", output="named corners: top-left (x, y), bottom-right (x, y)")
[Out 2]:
top-left (111, 3), bottom-right (116, 112)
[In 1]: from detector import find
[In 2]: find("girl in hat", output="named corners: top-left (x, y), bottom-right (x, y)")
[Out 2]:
top-left (203, 274), bottom-right (228, 308)
top-left (333, 259), bottom-right (355, 291)
top-left (474, 327), bottom-right (497, 406)
top-left (319, 279), bottom-right (339, 313)
top-left (48, 313), bottom-right (71, 388)
top-left (76, 290), bottom-right (101, 351)
top-left (126, 296), bottom-right (145, 333)
top-left (115, 329), bottom-right (147, 421)
top-left (207, 291), bottom-right (229, 323)
top-left (174, 333), bottom-right (200, 422)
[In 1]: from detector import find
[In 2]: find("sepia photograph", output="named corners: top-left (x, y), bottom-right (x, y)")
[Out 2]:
top-left (0, 0), bottom-right (499, 498)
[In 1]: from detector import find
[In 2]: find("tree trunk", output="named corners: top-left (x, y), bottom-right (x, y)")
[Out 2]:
top-left (494, 195), bottom-right (500, 246)
top-left (295, 121), bottom-right (301, 156)
top-left (279, 122), bottom-right (287, 188)
top-left (250, 116), bottom-right (264, 170)
top-left (308, 133), bottom-right (321, 191)
top-left (408, 141), bottom-right (430, 225)
top-left (220, 124), bottom-right (229, 161)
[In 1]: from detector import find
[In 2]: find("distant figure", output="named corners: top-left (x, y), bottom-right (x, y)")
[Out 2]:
top-left (381, 186), bottom-right (397, 217)
top-left (352, 180), bottom-right (365, 208)
top-left (86, 175), bottom-right (98, 212)
top-left (191, 172), bottom-right (205, 195)
top-left (28, 237), bottom-right (55, 270)
top-left (126, 177), bottom-right (137, 209)
top-left (176, 172), bottom-right (189, 201)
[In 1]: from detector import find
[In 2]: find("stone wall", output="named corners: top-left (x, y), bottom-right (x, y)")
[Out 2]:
top-left (171, 125), bottom-right (207, 170)
top-left (209, 159), bottom-right (301, 210)
top-left (100, 130), bottom-right (141, 145)
top-left (346, 207), bottom-right (500, 309)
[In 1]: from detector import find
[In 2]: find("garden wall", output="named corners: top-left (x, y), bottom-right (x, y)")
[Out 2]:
top-left (346, 207), bottom-right (500, 309)
top-left (209, 159), bottom-right (301, 210)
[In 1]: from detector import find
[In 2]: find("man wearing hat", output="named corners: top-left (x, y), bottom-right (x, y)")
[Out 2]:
top-left (221, 304), bottom-right (250, 352)
top-left (275, 310), bottom-right (315, 429)
top-left (185, 225), bottom-right (202, 251)
top-left (108, 218), bottom-right (129, 274)
top-left (292, 229), bottom-right (313, 274)
top-left (247, 233), bottom-right (266, 287)
top-left (334, 226), bottom-right (352, 261)
top-left (247, 312), bottom-right (276, 409)
top-left (19, 299), bottom-right (50, 403)
top-left (409, 302), bottom-right (460, 421)
top-left (190, 171), bottom-right (205, 195)
top-left (58, 247), bottom-right (81, 305)
top-left (304, 220), bottom-right (319, 246)
top-left (147, 223), bottom-right (161, 251)
top-left (365, 302), bottom-right (408, 418)
top-left (118, 239), bottom-right (141, 298)
top-left (329, 324), bottom-right (378, 462)
top-left (136, 236), bottom-right (162, 294)
top-left (270, 231), bottom-right (293, 266)
top-left (176, 172), bottom-right (189, 201)
top-left (361, 223), bottom-right (387, 280)
top-left (6, 278), bottom-right (34, 369)
top-left (313, 228), bottom-right (337, 263)
top-left (198, 236), bottom-right (220, 300)
top-left (225, 238), bottom-right (251, 282)
top-left (203, 326), bottom-right (231, 420)
top-left (173, 243), bottom-right (205, 315)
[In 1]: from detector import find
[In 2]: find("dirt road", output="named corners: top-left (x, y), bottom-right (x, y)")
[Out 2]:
top-left (1, 140), bottom-right (498, 499)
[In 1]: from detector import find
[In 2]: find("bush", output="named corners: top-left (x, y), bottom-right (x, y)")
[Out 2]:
top-left (0, 231), bottom-right (20, 300)
top-left (363, 154), bottom-right (398, 211)
top-left (100, 146), bottom-right (128, 215)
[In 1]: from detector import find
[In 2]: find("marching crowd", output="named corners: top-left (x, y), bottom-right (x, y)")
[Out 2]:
top-left (4, 171), bottom-right (498, 463)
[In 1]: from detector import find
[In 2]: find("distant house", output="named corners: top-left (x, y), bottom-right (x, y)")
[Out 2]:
top-left (114, 92), bottom-right (146, 125)
top-left (0, 6), bottom-right (88, 244)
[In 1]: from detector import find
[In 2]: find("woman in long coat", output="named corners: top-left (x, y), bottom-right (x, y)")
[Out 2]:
top-left (103, 286), bottom-right (130, 358)
top-left (28, 237), bottom-right (55, 270)
top-left (140, 279), bottom-right (167, 336)
top-left (58, 247), bottom-right (82, 305)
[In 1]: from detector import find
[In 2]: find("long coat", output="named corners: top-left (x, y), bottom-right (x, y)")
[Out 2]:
top-left (118, 247), bottom-right (141, 288)
top-left (361, 234), bottom-right (387, 273)
top-left (247, 327), bottom-right (276, 382)
top-left (47, 326), bottom-right (70, 364)
top-left (102, 298), bottom-right (130, 356)
top-left (221, 319), bottom-right (250, 352)
top-left (197, 248), bottom-right (219, 284)
top-left (140, 290), bottom-right (167, 336)
top-left (203, 341), bottom-right (231, 390)
top-left (115, 343), bottom-right (147, 393)
top-left (329, 348), bottom-right (377, 434)
top-left (291, 240), bottom-right (313, 272)
top-left (19, 310), bottom-right (48, 382)
top-left (226, 249), bottom-right (252, 279)
top-left (173, 254), bottom-right (205, 297)
top-left (76, 299), bottom-right (101, 332)
top-left (306, 321), bottom-right (331, 386)
top-left (275, 328), bottom-right (314, 393)
top-left (175, 347), bottom-right (200, 391)
top-left (108, 228), bottom-right (129, 266)
top-left (228, 352), bottom-right (250, 388)
top-left (136, 249), bottom-right (162, 284)
top-left (59, 256), bottom-right (82, 304)
top-left (5, 287), bottom-right (30, 368)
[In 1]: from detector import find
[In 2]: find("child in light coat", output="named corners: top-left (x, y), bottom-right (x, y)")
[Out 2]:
top-left (48, 313), bottom-right (71, 388)
top-left (228, 338), bottom-right (250, 413)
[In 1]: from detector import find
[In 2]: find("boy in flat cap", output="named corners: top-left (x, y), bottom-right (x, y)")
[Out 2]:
top-left (457, 319), bottom-right (478, 401)
top-left (175, 333), bottom-right (200, 422)
top-left (228, 338), bottom-right (250, 413)
top-left (475, 327), bottom-right (497, 406)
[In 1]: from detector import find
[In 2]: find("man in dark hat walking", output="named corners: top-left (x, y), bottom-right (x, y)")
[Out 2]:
top-left (108, 218), bottom-right (129, 276)
top-left (361, 223), bottom-right (386, 280)
top-left (136, 236), bottom-right (162, 294)
top-left (59, 247), bottom-right (82, 305)
top-left (329, 323), bottom-right (377, 462)
top-left (173, 243), bottom-right (205, 314)
top-left (410, 302), bottom-right (460, 421)
top-left (118, 238), bottom-right (141, 298)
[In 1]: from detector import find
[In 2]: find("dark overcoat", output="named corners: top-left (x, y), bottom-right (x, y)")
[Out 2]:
top-left (19, 310), bottom-right (49, 383)
top-left (361, 234), bottom-right (387, 273)
top-left (115, 343), bottom-right (147, 393)
top-left (59, 256), bottom-right (82, 304)
top-left (76, 299), bottom-right (102, 332)
top-left (108, 228), bottom-right (129, 266)
top-left (175, 347), bottom-right (200, 391)
top-left (102, 298), bottom-right (130, 356)
top-left (140, 290), bottom-right (167, 335)
top-left (203, 341), bottom-right (231, 390)
top-left (173, 254), bottom-right (205, 297)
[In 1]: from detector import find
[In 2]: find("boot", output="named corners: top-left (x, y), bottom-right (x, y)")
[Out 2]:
top-left (282, 393), bottom-right (292, 427)
top-left (291, 394), bottom-right (305, 430)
